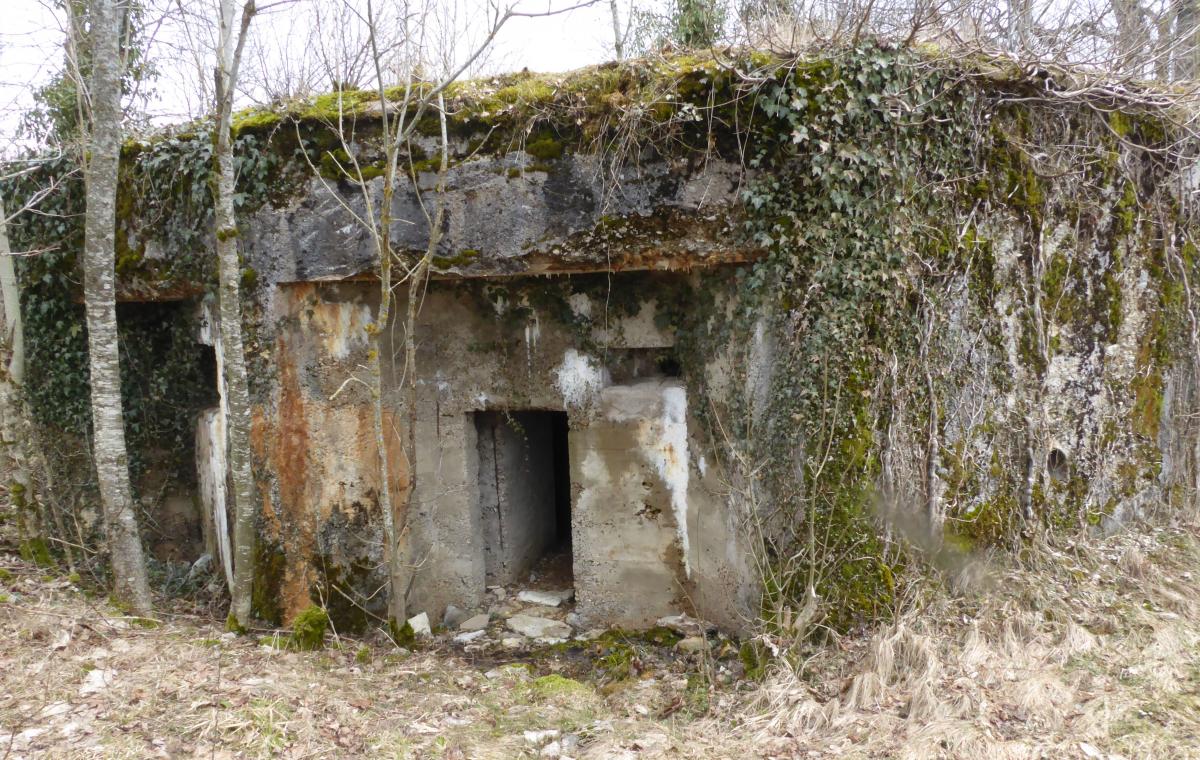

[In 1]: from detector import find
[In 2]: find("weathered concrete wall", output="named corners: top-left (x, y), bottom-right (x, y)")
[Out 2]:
top-left (571, 380), bottom-right (702, 627)
top-left (247, 273), bottom-right (755, 632)
top-left (241, 155), bottom-right (751, 287)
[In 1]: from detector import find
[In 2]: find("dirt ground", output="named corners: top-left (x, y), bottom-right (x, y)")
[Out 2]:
top-left (4, 520), bottom-right (1200, 759)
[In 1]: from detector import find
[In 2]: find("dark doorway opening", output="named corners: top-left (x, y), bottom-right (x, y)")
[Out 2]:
top-left (475, 410), bottom-right (573, 589)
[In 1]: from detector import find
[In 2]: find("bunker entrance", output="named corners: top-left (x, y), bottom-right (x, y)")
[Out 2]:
top-left (474, 410), bottom-right (572, 590)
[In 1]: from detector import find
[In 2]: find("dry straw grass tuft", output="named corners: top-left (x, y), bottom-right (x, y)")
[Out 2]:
top-left (739, 524), bottom-right (1200, 758)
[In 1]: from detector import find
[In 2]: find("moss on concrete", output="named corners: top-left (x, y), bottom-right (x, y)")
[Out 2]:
top-left (252, 538), bottom-right (287, 626)
top-left (290, 604), bottom-right (329, 650)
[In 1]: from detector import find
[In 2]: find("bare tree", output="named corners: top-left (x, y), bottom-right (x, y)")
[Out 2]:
top-left (73, 0), bottom-right (153, 614)
top-left (212, 0), bottom-right (259, 631)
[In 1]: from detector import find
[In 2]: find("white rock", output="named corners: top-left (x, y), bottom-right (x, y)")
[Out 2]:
top-left (656, 613), bottom-right (714, 637)
top-left (540, 740), bottom-right (562, 757)
top-left (458, 613), bottom-right (490, 632)
top-left (524, 729), bottom-right (560, 745)
top-left (51, 630), bottom-right (71, 650)
top-left (561, 733), bottom-right (580, 753)
top-left (487, 585), bottom-right (507, 600)
top-left (501, 636), bottom-right (526, 650)
top-left (507, 614), bottom-right (571, 639)
top-left (575, 628), bottom-right (605, 641)
top-left (517, 589), bottom-right (575, 607)
top-left (453, 629), bottom-right (486, 644)
top-left (79, 668), bottom-right (116, 695)
top-left (407, 612), bottom-right (432, 638)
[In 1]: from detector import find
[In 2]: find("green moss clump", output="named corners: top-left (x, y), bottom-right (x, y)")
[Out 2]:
top-left (0, 568), bottom-right (12, 582)
top-left (300, 89), bottom-right (375, 121)
top-left (226, 612), bottom-right (248, 635)
top-left (389, 619), bottom-right (416, 648)
top-left (640, 626), bottom-right (683, 646)
top-left (594, 639), bottom-right (638, 681)
top-left (290, 604), bottom-right (329, 651)
top-left (525, 132), bottom-right (564, 160)
top-left (18, 538), bottom-right (53, 568)
top-left (1113, 181), bottom-right (1138, 237)
top-left (1131, 367), bottom-right (1163, 439)
top-left (230, 108), bottom-right (283, 136)
top-left (355, 645), bottom-right (372, 664)
top-left (739, 640), bottom-right (768, 680)
top-left (241, 266), bottom-right (258, 289)
top-left (530, 674), bottom-right (591, 700)
top-left (430, 249), bottom-right (481, 269)
top-left (319, 149), bottom-right (352, 180)
top-left (356, 164), bottom-right (385, 181)
top-left (1109, 110), bottom-right (1133, 139)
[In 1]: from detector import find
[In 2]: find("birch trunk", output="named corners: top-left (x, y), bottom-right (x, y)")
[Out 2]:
top-left (1175, 0), bottom-right (1200, 80)
top-left (0, 195), bottom-right (35, 545)
top-left (214, 0), bottom-right (258, 630)
top-left (609, 0), bottom-right (624, 60)
top-left (0, 210), bottom-right (71, 572)
top-left (80, 0), bottom-right (152, 614)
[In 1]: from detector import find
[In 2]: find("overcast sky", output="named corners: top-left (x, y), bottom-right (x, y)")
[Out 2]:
top-left (0, 0), bottom-right (635, 146)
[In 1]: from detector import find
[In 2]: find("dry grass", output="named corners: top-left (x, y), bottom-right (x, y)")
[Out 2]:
top-left (4, 522), bottom-right (1200, 757)
top-left (737, 523), bottom-right (1200, 758)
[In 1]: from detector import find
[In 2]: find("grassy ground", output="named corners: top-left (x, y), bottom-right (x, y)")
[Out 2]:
top-left (4, 521), bottom-right (1200, 758)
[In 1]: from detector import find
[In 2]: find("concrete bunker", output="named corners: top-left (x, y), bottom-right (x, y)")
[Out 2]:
top-left (474, 410), bottom-right (573, 589)
top-left (242, 272), bottom-right (754, 633)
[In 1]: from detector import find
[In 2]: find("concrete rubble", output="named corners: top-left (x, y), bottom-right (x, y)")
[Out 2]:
top-left (507, 615), bottom-right (572, 640)
top-left (517, 589), bottom-right (575, 607)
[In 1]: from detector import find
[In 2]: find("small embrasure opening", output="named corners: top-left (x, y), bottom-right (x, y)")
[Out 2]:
top-left (475, 410), bottom-right (573, 589)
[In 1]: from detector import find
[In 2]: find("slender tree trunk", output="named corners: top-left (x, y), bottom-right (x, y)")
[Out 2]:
top-left (0, 195), bottom-right (35, 544)
top-left (1175, 0), bottom-right (1200, 80)
top-left (1012, 0), bottom-right (1035, 51)
top-left (0, 210), bottom-right (75, 571)
top-left (213, 0), bottom-right (258, 630)
top-left (369, 165), bottom-right (400, 623)
top-left (1111, 0), bottom-right (1149, 74)
top-left (609, 0), bottom-right (624, 60)
top-left (79, 0), bottom-right (152, 614)
top-left (361, 0), bottom-right (408, 629)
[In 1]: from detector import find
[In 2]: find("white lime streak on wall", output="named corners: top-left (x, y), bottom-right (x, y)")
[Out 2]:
top-left (554, 348), bottom-right (607, 408)
top-left (651, 385), bottom-right (690, 576)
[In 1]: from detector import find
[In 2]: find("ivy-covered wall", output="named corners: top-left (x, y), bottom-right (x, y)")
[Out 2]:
top-left (3, 44), bottom-right (1197, 632)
